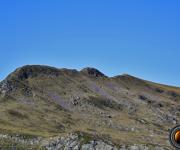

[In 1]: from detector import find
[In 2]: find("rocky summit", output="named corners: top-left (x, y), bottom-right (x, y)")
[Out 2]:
top-left (0, 65), bottom-right (179, 150)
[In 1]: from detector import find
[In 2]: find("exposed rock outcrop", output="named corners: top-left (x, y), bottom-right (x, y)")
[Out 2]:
top-left (81, 67), bottom-right (106, 78)
top-left (43, 133), bottom-right (169, 150)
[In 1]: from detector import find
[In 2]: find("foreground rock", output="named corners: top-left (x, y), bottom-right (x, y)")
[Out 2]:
top-left (43, 133), bottom-right (170, 150)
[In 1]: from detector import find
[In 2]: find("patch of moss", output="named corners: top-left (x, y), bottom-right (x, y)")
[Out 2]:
top-left (75, 131), bottom-right (93, 145)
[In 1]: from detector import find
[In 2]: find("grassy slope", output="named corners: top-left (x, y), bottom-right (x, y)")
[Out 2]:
top-left (0, 65), bottom-right (179, 148)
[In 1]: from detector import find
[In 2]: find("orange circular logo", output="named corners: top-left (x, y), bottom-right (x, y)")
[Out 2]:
top-left (169, 125), bottom-right (180, 149)
top-left (175, 130), bottom-right (180, 144)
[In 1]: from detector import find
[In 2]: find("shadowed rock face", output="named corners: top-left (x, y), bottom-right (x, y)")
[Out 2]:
top-left (0, 65), bottom-right (179, 149)
top-left (81, 67), bottom-right (106, 77)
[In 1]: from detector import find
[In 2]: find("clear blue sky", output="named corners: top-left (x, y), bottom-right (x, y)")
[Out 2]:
top-left (0, 0), bottom-right (180, 86)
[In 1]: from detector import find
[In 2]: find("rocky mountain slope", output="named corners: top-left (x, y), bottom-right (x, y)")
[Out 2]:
top-left (0, 65), bottom-right (179, 150)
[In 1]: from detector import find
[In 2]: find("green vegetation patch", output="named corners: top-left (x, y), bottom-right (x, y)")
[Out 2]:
top-left (75, 131), bottom-right (93, 145)
top-left (8, 109), bottom-right (28, 119)
top-left (86, 96), bottom-right (122, 110)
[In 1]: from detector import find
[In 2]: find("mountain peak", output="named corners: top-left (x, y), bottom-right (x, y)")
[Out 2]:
top-left (80, 67), bottom-right (106, 77)
top-left (114, 73), bottom-right (141, 80)
top-left (6, 65), bottom-right (60, 81)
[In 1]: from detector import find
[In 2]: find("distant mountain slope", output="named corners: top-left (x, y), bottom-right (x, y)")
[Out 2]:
top-left (0, 65), bottom-right (179, 149)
